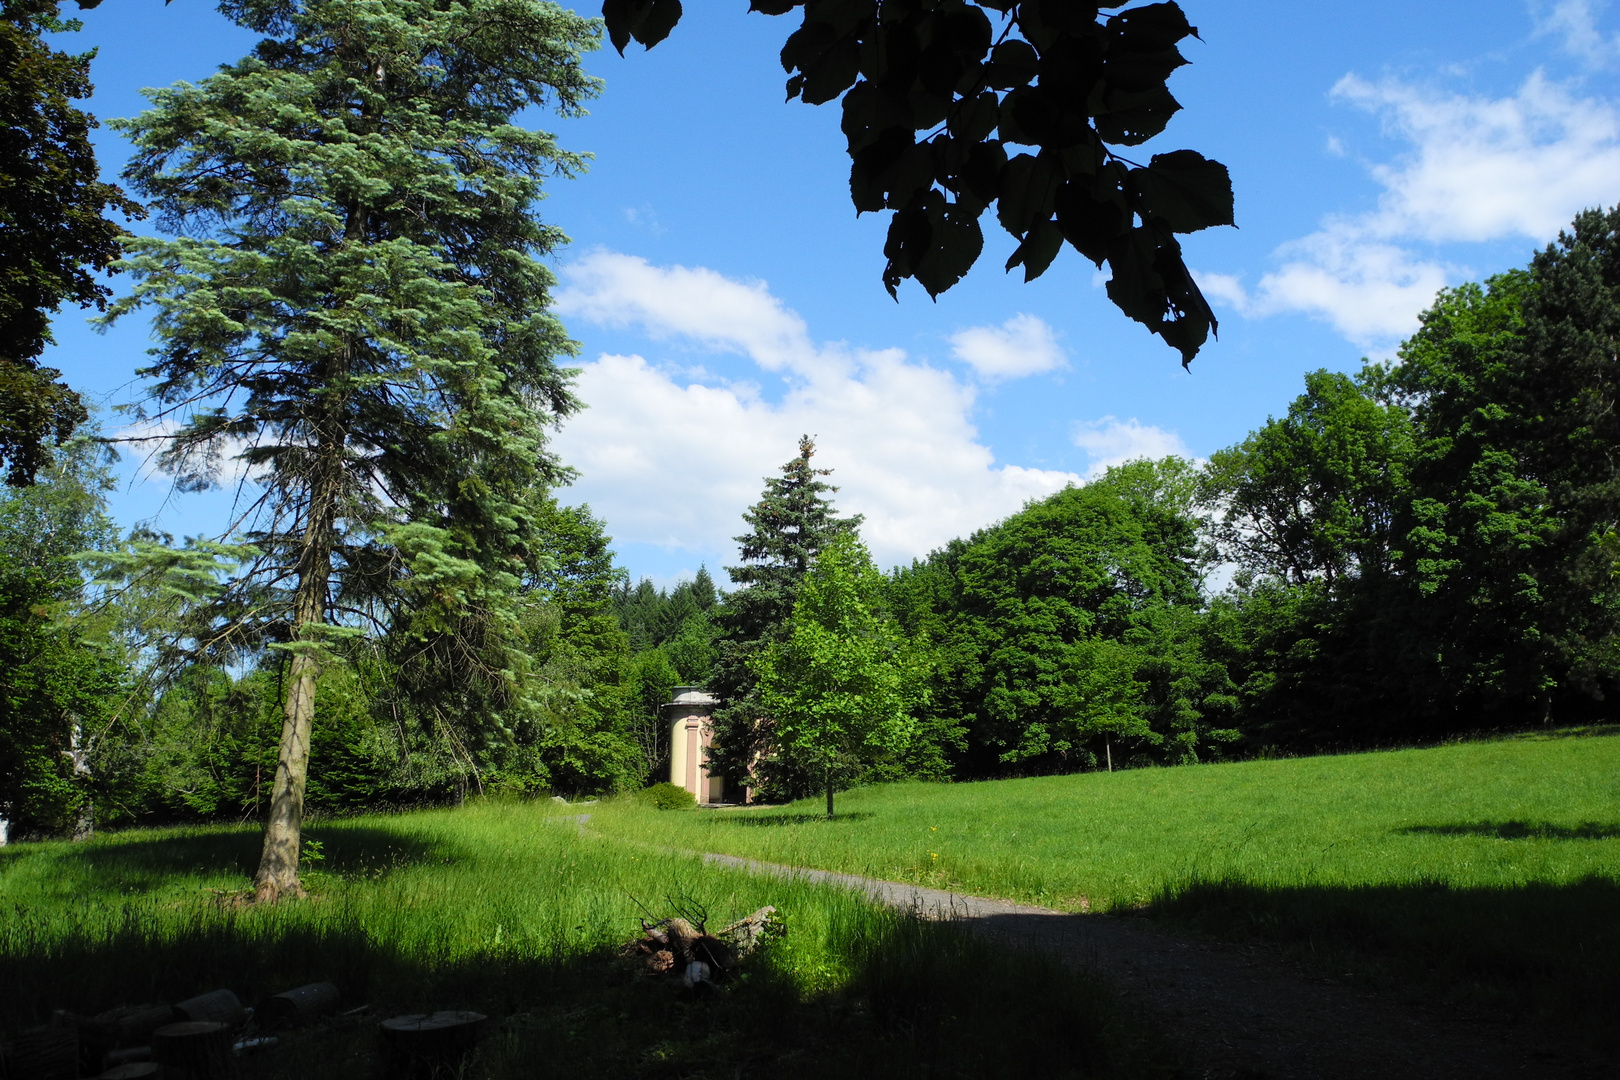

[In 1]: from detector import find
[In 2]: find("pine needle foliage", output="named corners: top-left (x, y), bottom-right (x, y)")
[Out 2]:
top-left (99, 0), bottom-right (600, 899)
top-left (709, 436), bottom-right (862, 794)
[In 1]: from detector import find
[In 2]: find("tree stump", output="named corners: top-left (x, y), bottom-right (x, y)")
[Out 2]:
top-left (151, 1020), bottom-right (234, 1079)
top-left (172, 991), bottom-right (245, 1028)
top-left (377, 1012), bottom-right (487, 1079)
top-left (257, 983), bottom-right (340, 1029)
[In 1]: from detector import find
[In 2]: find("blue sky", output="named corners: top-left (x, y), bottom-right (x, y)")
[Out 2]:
top-left (41, 0), bottom-right (1620, 586)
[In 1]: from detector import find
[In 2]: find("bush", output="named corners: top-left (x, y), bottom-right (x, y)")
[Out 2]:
top-left (638, 782), bottom-right (696, 810)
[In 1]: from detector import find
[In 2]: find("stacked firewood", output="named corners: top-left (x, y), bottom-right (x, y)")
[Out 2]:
top-left (623, 906), bottom-right (782, 988)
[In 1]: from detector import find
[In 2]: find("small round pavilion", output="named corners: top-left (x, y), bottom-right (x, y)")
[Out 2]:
top-left (664, 686), bottom-right (723, 805)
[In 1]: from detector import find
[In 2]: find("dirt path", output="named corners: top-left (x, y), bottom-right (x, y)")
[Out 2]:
top-left (700, 852), bottom-right (1607, 1080)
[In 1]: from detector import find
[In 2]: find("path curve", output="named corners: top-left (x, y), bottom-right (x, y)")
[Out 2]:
top-left (700, 852), bottom-right (1605, 1080)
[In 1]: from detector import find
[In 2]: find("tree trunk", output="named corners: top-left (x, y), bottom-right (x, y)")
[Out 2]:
top-left (253, 626), bottom-right (320, 902)
top-left (253, 389), bottom-right (343, 903)
top-left (825, 772), bottom-right (834, 819)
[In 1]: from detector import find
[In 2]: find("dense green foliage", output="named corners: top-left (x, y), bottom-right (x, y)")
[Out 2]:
top-left (0, 801), bottom-right (1168, 1079)
top-left (99, 0), bottom-right (603, 895)
top-left (1, 0), bottom-right (1617, 843)
top-left (753, 535), bottom-right (921, 814)
top-left (886, 457), bottom-right (1230, 779)
top-left (604, 0), bottom-right (1232, 364)
top-left (0, 436), bottom-right (121, 837)
top-left (590, 728), bottom-right (1620, 1055)
top-left (710, 436), bottom-right (863, 791)
top-left (0, 0), bottom-right (140, 485)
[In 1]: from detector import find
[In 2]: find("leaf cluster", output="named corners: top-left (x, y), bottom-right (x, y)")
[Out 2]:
top-left (603, 0), bottom-right (1232, 364)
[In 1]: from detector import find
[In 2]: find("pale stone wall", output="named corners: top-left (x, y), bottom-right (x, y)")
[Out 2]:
top-left (665, 686), bottom-right (723, 804)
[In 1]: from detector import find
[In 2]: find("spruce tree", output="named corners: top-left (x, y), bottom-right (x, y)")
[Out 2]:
top-left (102, 0), bottom-right (597, 900)
top-left (709, 436), bottom-right (861, 796)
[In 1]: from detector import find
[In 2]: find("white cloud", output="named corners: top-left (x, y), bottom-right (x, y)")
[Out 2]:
top-left (1071, 417), bottom-right (1191, 479)
top-left (555, 250), bottom-right (822, 374)
top-left (948, 313), bottom-right (1066, 381)
top-left (1255, 229), bottom-right (1453, 343)
top-left (1210, 71), bottom-right (1620, 346)
top-left (551, 255), bottom-right (1081, 568)
top-left (1534, 0), bottom-right (1620, 67)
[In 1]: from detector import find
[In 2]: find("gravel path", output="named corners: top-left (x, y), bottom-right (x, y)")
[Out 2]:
top-left (700, 852), bottom-right (1607, 1080)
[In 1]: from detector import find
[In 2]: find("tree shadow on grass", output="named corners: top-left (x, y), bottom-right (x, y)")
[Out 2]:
top-left (1143, 875), bottom-right (1620, 1060)
top-left (717, 812), bottom-right (877, 827)
top-left (1397, 820), bottom-right (1620, 840)
top-left (0, 824), bottom-right (447, 902)
top-left (1, 893), bottom-right (1166, 1080)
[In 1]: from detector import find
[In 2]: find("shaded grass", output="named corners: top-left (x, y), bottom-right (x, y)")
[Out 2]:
top-left (589, 730), bottom-right (1620, 1051)
top-left (0, 802), bottom-right (1168, 1079)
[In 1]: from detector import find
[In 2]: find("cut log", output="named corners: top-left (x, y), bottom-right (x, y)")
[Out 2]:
top-left (151, 1020), bottom-right (234, 1079)
top-left (718, 905), bottom-right (780, 957)
top-left (100, 1044), bottom-right (152, 1072)
top-left (96, 1064), bottom-right (159, 1079)
top-left (377, 1011), bottom-right (487, 1079)
top-left (172, 991), bottom-right (245, 1029)
top-left (2, 1026), bottom-right (78, 1080)
top-left (257, 983), bottom-right (339, 1029)
top-left (79, 1006), bottom-right (176, 1052)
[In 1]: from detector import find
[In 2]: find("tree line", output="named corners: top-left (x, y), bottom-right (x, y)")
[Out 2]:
top-left (710, 214), bottom-right (1620, 798)
top-left (2, 0), bottom-right (1614, 890)
top-left (8, 208), bottom-right (1620, 836)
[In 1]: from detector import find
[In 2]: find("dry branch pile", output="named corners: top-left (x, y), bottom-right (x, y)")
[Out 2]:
top-left (622, 905), bottom-right (783, 989)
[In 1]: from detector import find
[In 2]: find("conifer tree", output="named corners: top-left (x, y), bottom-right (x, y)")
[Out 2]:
top-left (102, 0), bottom-right (597, 900)
top-left (709, 436), bottom-right (861, 796)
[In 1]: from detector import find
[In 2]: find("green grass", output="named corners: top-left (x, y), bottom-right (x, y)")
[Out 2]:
top-left (0, 801), bottom-right (1167, 1079)
top-left (591, 729), bottom-right (1620, 1049)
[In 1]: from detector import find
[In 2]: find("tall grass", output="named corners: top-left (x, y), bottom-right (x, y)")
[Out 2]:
top-left (591, 729), bottom-right (1620, 1049)
top-left (0, 802), bottom-right (1167, 1079)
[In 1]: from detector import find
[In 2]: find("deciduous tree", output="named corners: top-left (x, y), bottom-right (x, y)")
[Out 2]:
top-left (0, 0), bottom-right (140, 485)
top-left (751, 533), bottom-right (918, 816)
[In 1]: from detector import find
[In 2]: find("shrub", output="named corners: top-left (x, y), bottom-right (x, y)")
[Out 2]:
top-left (638, 782), bottom-right (696, 810)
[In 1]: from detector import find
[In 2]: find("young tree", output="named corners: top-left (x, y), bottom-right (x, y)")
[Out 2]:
top-left (103, 0), bottom-right (598, 900)
top-left (751, 534), bottom-right (917, 817)
top-left (709, 435), bottom-right (861, 793)
top-left (0, 0), bottom-right (140, 485)
top-left (602, 2), bottom-right (1233, 366)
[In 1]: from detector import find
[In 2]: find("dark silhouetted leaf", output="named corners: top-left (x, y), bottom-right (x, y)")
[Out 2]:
top-left (610, 0), bottom-right (1230, 365)
top-left (1005, 218), bottom-right (1064, 282)
top-left (633, 0), bottom-right (682, 50)
top-left (996, 152), bottom-right (1062, 236)
top-left (983, 39), bottom-right (1039, 90)
top-left (1054, 172), bottom-right (1128, 265)
top-left (1131, 150), bottom-right (1233, 233)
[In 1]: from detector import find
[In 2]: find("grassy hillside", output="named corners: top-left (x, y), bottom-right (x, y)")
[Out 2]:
top-left (0, 802), bottom-right (1164, 1079)
top-left (594, 729), bottom-right (1620, 1048)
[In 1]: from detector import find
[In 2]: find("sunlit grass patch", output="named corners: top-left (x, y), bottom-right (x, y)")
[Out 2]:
top-left (590, 730), bottom-right (1620, 1050)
